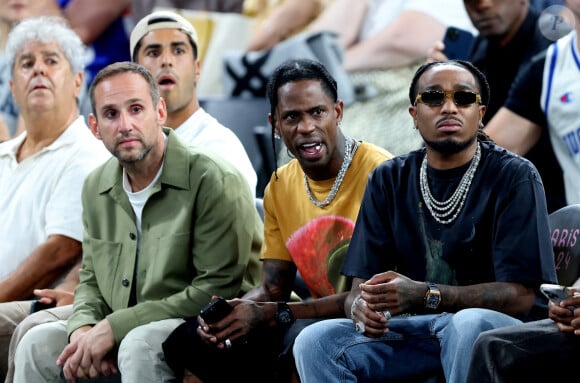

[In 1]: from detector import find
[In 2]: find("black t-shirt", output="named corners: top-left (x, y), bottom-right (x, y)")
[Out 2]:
top-left (342, 142), bottom-right (557, 318)
top-left (470, 7), bottom-right (550, 122)
top-left (505, 51), bottom-right (547, 127)
top-left (470, 8), bottom-right (565, 213)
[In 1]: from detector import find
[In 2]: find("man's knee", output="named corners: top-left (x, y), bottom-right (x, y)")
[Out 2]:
top-left (0, 302), bottom-right (32, 336)
top-left (13, 321), bottom-right (68, 379)
top-left (16, 321), bottom-right (68, 357)
top-left (451, 308), bottom-right (521, 333)
top-left (120, 319), bottom-right (183, 351)
top-left (117, 319), bottom-right (183, 368)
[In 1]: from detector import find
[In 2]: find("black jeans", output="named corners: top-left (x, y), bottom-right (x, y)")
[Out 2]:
top-left (162, 318), bottom-right (318, 383)
top-left (467, 318), bottom-right (580, 382)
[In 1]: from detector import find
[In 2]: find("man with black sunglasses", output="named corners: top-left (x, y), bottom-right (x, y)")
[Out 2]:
top-left (293, 60), bottom-right (557, 383)
top-left (414, 89), bottom-right (482, 106)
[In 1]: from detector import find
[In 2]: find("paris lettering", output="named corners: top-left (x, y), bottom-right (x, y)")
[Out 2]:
top-left (551, 227), bottom-right (579, 272)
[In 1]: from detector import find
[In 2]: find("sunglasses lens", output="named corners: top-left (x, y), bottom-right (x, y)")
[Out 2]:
top-left (453, 91), bottom-right (477, 106)
top-left (420, 91), bottom-right (445, 105)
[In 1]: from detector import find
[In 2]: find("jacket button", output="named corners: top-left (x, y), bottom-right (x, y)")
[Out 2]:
top-left (129, 233), bottom-right (136, 240)
top-left (122, 278), bottom-right (130, 287)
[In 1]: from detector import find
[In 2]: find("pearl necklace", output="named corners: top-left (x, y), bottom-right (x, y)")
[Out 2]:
top-left (420, 143), bottom-right (481, 225)
top-left (304, 138), bottom-right (358, 208)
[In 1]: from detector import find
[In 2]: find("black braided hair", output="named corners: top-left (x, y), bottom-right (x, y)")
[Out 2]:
top-left (408, 60), bottom-right (493, 143)
top-left (266, 58), bottom-right (339, 179)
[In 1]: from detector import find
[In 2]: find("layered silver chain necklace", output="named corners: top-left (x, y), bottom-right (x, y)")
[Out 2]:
top-left (304, 138), bottom-right (358, 208)
top-left (420, 143), bottom-right (481, 225)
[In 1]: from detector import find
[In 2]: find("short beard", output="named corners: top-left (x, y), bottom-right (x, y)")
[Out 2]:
top-left (422, 134), bottom-right (477, 155)
top-left (114, 145), bottom-right (152, 164)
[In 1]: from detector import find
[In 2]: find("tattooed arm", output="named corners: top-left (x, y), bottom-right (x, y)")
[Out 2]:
top-left (436, 282), bottom-right (535, 317)
top-left (200, 259), bottom-right (347, 347)
top-left (358, 271), bottom-right (536, 318)
top-left (242, 259), bottom-right (297, 302)
top-left (240, 259), bottom-right (347, 321)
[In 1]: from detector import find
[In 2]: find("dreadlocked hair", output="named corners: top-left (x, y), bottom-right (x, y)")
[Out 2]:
top-left (266, 58), bottom-right (339, 179)
top-left (409, 60), bottom-right (494, 144)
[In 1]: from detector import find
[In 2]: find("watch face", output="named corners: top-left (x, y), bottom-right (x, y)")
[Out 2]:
top-left (276, 303), bottom-right (295, 326)
top-left (425, 290), bottom-right (441, 309)
top-left (278, 311), bottom-right (292, 324)
top-left (427, 295), bottom-right (439, 308)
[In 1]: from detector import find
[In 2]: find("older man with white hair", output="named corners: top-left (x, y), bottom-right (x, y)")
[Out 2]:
top-left (0, 15), bottom-right (109, 380)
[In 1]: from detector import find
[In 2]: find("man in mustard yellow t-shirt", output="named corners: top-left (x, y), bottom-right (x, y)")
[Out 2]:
top-left (162, 58), bottom-right (392, 382)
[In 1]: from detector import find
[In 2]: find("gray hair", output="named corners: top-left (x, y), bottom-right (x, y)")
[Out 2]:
top-left (5, 16), bottom-right (85, 75)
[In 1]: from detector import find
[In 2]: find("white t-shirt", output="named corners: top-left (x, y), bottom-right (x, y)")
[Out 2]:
top-left (359, 0), bottom-right (476, 40)
top-left (0, 116), bottom-right (110, 279)
top-left (174, 107), bottom-right (257, 197)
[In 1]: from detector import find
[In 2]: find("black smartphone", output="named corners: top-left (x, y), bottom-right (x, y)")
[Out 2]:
top-left (443, 26), bottom-right (474, 61)
top-left (29, 300), bottom-right (56, 314)
top-left (199, 297), bottom-right (233, 324)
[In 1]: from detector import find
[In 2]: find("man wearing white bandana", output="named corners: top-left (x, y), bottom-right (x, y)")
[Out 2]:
top-left (293, 60), bottom-right (557, 383)
top-left (130, 10), bottom-right (257, 197)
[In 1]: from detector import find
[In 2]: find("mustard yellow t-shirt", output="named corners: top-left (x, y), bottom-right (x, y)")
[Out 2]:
top-left (261, 141), bottom-right (392, 298)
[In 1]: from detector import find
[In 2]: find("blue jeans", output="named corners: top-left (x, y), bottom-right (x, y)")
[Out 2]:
top-left (293, 308), bottom-right (522, 383)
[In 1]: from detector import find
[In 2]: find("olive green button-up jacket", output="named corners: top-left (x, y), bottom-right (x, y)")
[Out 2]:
top-left (68, 128), bottom-right (263, 343)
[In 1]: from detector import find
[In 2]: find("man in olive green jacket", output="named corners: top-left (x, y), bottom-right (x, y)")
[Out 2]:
top-left (12, 62), bottom-right (262, 383)
top-left (71, 125), bottom-right (262, 344)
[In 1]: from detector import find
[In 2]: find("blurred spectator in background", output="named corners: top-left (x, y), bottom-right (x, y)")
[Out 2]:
top-left (485, 0), bottom-right (580, 206)
top-left (0, 113), bottom-right (9, 142)
top-left (130, 0), bottom-right (245, 24)
top-left (245, 0), bottom-right (331, 52)
top-left (57, 0), bottom-right (132, 118)
top-left (57, 0), bottom-right (132, 86)
top-left (532, 0), bottom-right (565, 9)
top-left (427, 0), bottom-right (567, 213)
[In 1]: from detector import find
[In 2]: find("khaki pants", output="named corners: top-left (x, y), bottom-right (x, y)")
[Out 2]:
top-left (3, 304), bottom-right (73, 383)
top-left (0, 301), bottom-right (32, 381)
top-left (13, 318), bottom-right (184, 383)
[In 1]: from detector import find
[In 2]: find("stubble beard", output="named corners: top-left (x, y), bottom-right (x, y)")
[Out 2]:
top-left (113, 142), bottom-right (153, 164)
